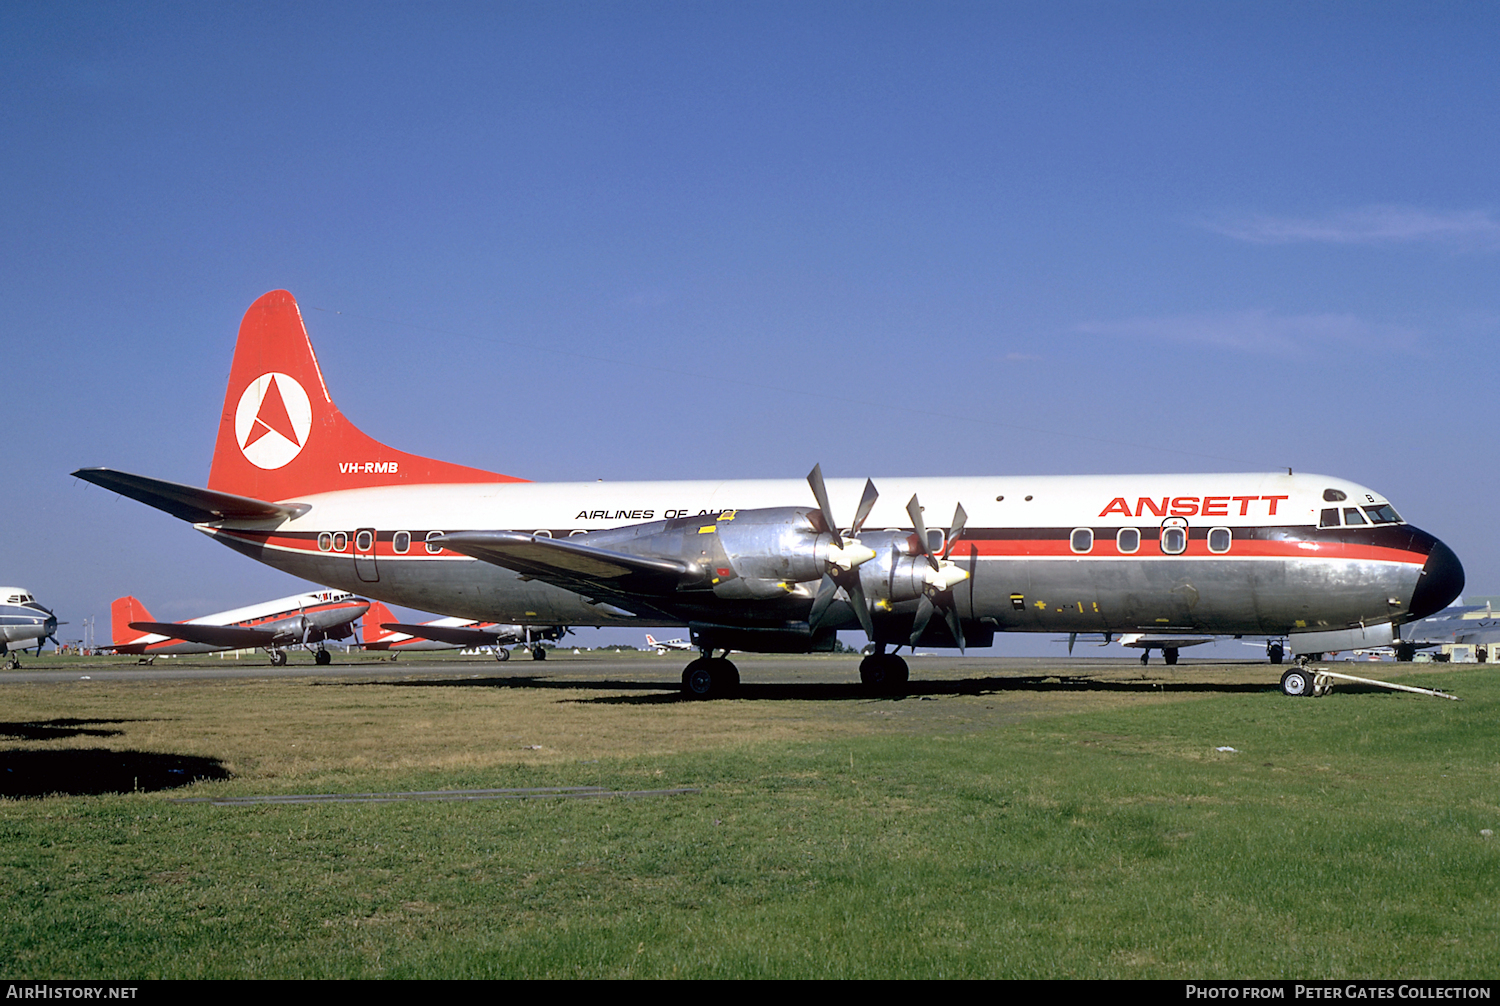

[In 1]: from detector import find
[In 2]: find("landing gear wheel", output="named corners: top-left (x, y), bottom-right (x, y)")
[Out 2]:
top-left (1394, 643), bottom-right (1416, 662)
top-left (1163, 648), bottom-right (1179, 666)
top-left (269, 650), bottom-right (288, 667)
top-left (6, 656), bottom-right (19, 670)
top-left (495, 648), bottom-right (511, 662)
top-left (1140, 651), bottom-right (1149, 666)
top-left (858, 653), bottom-right (909, 691)
top-left (681, 657), bottom-right (739, 699)
top-left (314, 649), bottom-right (331, 666)
top-left (1268, 643), bottom-right (1284, 665)
top-left (1280, 667), bottom-right (1314, 697)
top-left (531, 645), bottom-right (547, 661)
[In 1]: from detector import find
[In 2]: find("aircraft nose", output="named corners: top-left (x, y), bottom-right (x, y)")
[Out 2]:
top-left (1409, 535), bottom-right (1465, 621)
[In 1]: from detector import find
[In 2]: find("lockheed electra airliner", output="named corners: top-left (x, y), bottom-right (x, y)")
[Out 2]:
top-left (73, 290), bottom-right (1464, 697)
top-left (110, 590), bottom-right (368, 665)
top-left (1, 588), bottom-right (60, 668)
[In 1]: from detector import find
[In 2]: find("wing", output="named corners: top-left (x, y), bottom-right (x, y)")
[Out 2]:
top-left (381, 622), bottom-right (516, 647)
top-left (128, 621), bottom-right (284, 649)
top-left (72, 468), bottom-right (308, 523)
top-left (434, 531), bottom-right (698, 599)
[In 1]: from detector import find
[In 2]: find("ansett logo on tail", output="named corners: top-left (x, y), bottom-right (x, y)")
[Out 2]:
top-left (235, 372), bottom-right (312, 470)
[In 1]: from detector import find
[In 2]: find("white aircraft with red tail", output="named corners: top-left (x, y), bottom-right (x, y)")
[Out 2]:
top-left (74, 291), bottom-right (1465, 697)
top-left (360, 601), bottom-right (565, 661)
top-left (109, 590), bottom-right (368, 665)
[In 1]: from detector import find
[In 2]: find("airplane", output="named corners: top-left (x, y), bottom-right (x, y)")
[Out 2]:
top-left (73, 290), bottom-right (1466, 699)
top-left (1390, 602), bottom-right (1500, 662)
top-left (109, 590), bottom-right (369, 665)
top-left (1, 588), bottom-right (60, 669)
top-left (645, 634), bottom-right (694, 653)
top-left (360, 600), bottom-right (566, 661)
top-left (1117, 632), bottom-right (1215, 665)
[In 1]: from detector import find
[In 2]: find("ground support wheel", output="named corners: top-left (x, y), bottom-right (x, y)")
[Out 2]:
top-left (495, 647), bottom-right (510, 662)
top-left (531, 645), bottom-right (547, 661)
top-left (269, 650), bottom-right (288, 667)
top-left (1268, 643), bottom-right (1284, 665)
top-left (314, 648), bottom-right (331, 666)
top-left (681, 657), bottom-right (739, 699)
top-left (1279, 667), bottom-right (1315, 697)
top-left (1163, 648), bottom-right (1179, 666)
top-left (858, 653), bottom-right (909, 692)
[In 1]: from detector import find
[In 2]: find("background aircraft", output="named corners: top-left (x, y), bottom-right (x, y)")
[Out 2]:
top-left (1391, 602), bottom-right (1500, 662)
top-left (0, 588), bottom-right (60, 668)
top-left (361, 601), bottom-right (565, 660)
top-left (110, 590), bottom-right (369, 665)
top-left (645, 634), bottom-right (694, 653)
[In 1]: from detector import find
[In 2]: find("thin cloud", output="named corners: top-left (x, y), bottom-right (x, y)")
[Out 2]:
top-left (1076, 310), bottom-right (1417, 356)
top-left (1200, 205), bottom-right (1500, 249)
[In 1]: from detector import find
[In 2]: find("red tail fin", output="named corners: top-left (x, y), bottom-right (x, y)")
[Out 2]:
top-left (111, 596), bottom-right (153, 645)
top-left (208, 290), bottom-right (523, 502)
top-left (362, 601), bottom-right (397, 644)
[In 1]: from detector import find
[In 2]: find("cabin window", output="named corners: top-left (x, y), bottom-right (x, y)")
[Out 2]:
top-left (1116, 527), bottom-right (1140, 554)
top-left (1342, 508), bottom-right (1368, 526)
top-left (425, 531), bottom-right (444, 555)
top-left (355, 529), bottom-right (374, 552)
top-left (332, 531), bottom-right (348, 552)
top-left (1208, 527), bottom-right (1232, 553)
top-left (569, 529), bottom-right (588, 537)
top-left (1070, 528), bottom-right (1094, 553)
top-left (1363, 504), bottom-right (1402, 525)
top-left (1160, 526), bottom-right (1186, 555)
top-left (926, 529), bottom-right (945, 554)
top-left (393, 531), bottom-right (410, 554)
top-left (1319, 508), bottom-right (1341, 528)
top-left (534, 529), bottom-right (553, 538)
top-left (317, 532), bottom-right (333, 552)
top-left (1323, 488), bottom-right (1348, 502)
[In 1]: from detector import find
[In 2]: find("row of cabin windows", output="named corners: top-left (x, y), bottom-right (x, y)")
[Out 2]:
top-left (1070, 526), bottom-right (1233, 556)
top-left (317, 530), bottom-right (447, 554)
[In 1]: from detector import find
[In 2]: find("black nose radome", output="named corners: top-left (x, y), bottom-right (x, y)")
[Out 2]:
top-left (1410, 537), bottom-right (1465, 621)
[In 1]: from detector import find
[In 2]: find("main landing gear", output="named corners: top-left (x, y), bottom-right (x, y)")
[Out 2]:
top-left (494, 647), bottom-right (511, 662)
top-left (682, 651), bottom-right (739, 699)
top-left (314, 648), bottom-right (331, 666)
top-left (531, 645), bottom-right (547, 661)
top-left (269, 650), bottom-right (288, 667)
top-left (858, 647), bottom-right (909, 691)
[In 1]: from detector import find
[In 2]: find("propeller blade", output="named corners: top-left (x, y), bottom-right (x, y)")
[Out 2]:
top-left (943, 603), bottom-right (966, 653)
top-left (942, 503), bottom-right (968, 559)
top-left (910, 594), bottom-right (935, 647)
top-left (808, 574), bottom-right (839, 630)
top-left (850, 479), bottom-right (879, 534)
top-left (807, 464), bottom-right (840, 537)
top-left (846, 578), bottom-right (875, 639)
top-left (1068, 632), bottom-right (1077, 655)
top-left (906, 495), bottom-right (939, 571)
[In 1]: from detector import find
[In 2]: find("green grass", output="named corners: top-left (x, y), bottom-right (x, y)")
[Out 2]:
top-left (2, 664), bottom-right (1496, 978)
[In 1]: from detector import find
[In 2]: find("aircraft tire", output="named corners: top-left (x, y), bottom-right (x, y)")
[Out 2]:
top-left (270, 651), bottom-right (287, 667)
top-left (1393, 643), bottom-right (1416, 662)
top-left (314, 649), bottom-right (331, 666)
top-left (682, 657), bottom-right (738, 699)
top-left (1279, 668), bottom-right (1314, 698)
top-left (859, 653), bottom-right (909, 691)
top-left (1163, 648), bottom-right (1179, 666)
top-left (1268, 643), bottom-right (1284, 665)
top-left (495, 648), bottom-right (510, 662)
top-left (532, 645), bottom-right (546, 661)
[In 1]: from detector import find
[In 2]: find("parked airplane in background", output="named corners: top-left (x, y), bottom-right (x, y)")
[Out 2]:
top-left (1, 588), bottom-right (60, 668)
top-left (1117, 632), bottom-right (1215, 666)
top-left (646, 634), bottom-right (694, 653)
top-left (110, 590), bottom-right (369, 665)
top-left (361, 601), bottom-right (565, 661)
top-left (1391, 602), bottom-right (1499, 662)
top-left (74, 290), bottom-right (1466, 698)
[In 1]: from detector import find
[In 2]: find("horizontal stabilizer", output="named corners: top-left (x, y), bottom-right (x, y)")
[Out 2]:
top-left (72, 468), bottom-right (308, 523)
top-left (129, 621), bottom-right (281, 649)
top-left (434, 531), bottom-right (694, 596)
top-left (381, 622), bottom-right (509, 647)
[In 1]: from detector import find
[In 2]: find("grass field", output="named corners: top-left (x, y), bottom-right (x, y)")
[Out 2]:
top-left (1, 655), bottom-right (1496, 978)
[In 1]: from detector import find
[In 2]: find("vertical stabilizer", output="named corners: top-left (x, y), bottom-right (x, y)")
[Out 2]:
top-left (111, 596), bottom-right (153, 646)
top-left (362, 601), bottom-right (398, 644)
top-left (207, 290), bottom-right (523, 502)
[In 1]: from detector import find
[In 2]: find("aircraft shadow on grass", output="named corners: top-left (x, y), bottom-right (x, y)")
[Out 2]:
top-left (365, 673), bottom-right (1285, 704)
top-left (0, 746), bottom-right (231, 798)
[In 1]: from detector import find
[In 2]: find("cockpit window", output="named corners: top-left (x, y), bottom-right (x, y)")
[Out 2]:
top-left (1342, 508), bottom-right (1368, 526)
top-left (1323, 488), bottom-right (1348, 502)
top-left (1362, 504), bottom-right (1402, 524)
top-left (1319, 508), bottom-right (1341, 529)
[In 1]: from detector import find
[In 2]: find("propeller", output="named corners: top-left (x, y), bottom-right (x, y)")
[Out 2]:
top-left (806, 465), bottom-right (880, 639)
top-left (905, 494), bottom-right (971, 650)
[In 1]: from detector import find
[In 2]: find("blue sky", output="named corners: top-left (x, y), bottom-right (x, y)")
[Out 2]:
top-left (4, 2), bottom-right (1497, 653)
